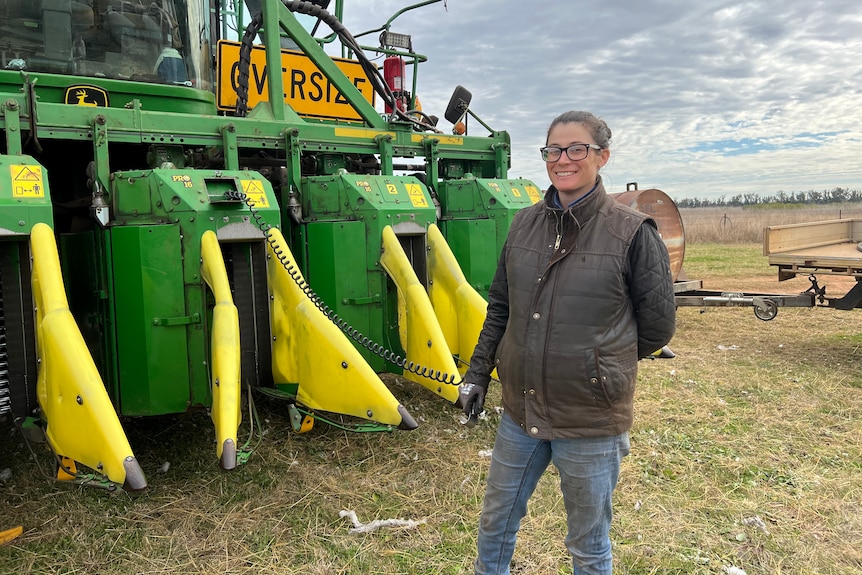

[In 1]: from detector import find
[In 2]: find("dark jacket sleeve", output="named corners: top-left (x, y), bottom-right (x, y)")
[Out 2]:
top-left (627, 221), bottom-right (677, 358)
top-left (463, 242), bottom-right (510, 389)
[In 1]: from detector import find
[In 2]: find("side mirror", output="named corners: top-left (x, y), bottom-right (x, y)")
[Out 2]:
top-left (444, 85), bottom-right (472, 124)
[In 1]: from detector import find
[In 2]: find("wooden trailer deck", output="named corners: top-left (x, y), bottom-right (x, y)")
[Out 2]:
top-left (764, 219), bottom-right (862, 281)
top-left (764, 219), bottom-right (862, 309)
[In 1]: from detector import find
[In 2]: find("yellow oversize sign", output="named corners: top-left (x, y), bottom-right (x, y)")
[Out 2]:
top-left (217, 40), bottom-right (375, 121)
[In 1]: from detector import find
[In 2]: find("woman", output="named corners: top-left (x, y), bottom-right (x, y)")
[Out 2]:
top-left (460, 110), bottom-right (676, 574)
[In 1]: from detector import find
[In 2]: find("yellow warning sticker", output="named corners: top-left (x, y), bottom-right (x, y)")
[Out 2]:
top-left (406, 183), bottom-right (428, 208)
top-left (10, 165), bottom-right (45, 198)
top-left (526, 185), bottom-right (542, 204)
top-left (241, 180), bottom-right (269, 208)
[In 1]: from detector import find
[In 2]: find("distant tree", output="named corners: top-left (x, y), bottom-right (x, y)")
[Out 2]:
top-left (828, 187), bottom-right (849, 203)
top-left (743, 192), bottom-right (760, 205)
top-left (673, 186), bottom-right (862, 206)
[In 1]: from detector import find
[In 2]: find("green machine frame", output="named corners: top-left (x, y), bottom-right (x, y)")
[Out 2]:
top-left (0, 0), bottom-right (541, 488)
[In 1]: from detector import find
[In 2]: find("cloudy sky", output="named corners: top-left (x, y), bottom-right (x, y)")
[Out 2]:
top-left (334, 0), bottom-right (862, 201)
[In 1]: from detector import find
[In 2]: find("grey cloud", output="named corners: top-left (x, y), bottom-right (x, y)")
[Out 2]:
top-left (339, 0), bottom-right (862, 199)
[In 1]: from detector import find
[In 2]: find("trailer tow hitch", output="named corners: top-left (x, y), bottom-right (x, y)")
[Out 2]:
top-left (804, 275), bottom-right (827, 304)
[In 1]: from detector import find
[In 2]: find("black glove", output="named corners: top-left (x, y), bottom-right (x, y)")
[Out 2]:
top-left (459, 383), bottom-right (486, 423)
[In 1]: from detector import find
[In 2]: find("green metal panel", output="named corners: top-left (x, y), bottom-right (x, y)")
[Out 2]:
top-left (437, 176), bottom-right (541, 296)
top-left (110, 168), bottom-right (280, 226)
top-left (0, 71), bottom-right (216, 115)
top-left (113, 174), bottom-right (153, 218)
top-left (301, 172), bottom-right (439, 223)
top-left (305, 219), bottom-right (379, 349)
top-left (300, 172), bottom-right (438, 371)
top-left (111, 225), bottom-right (191, 416)
top-left (0, 155), bottom-right (53, 234)
top-left (442, 218), bottom-right (499, 297)
top-left (183, 283), bottom-right (210, 409)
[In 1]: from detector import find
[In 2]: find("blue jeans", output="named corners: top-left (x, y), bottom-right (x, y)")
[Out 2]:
top-left (475, 412), bottom-right (630, 575)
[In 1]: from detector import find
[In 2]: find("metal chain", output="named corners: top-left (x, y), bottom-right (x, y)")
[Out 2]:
top-left (226, 190), bottom-right (458, 385)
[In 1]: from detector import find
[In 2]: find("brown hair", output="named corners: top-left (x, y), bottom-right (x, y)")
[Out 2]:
top-left (546, 111), bottom-right (612, 149)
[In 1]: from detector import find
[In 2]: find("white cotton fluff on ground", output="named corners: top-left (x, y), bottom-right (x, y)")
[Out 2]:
top-left (339, 510), bottom-right (426, 534)
top-left (742, 515), bottom-right (770, 535)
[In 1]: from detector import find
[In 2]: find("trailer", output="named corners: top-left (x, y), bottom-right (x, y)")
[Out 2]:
top-left (764, 218), bottom-right (862, 310)
top-left (663, 216), bottom-right (862, 319)
top-left (612, 184), bottom-right (816, 321)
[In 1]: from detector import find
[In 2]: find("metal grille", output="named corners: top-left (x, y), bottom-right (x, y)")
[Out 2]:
top-left (0, 256), bottom-right (9, 414)
top-left (0, 242), bottom-right (37, 418)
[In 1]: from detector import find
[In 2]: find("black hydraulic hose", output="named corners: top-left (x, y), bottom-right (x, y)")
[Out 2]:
top-left (235, 1), bottom-right (438, 130)
top-left (280, 0), bottom-right (401, 116)
top-left (235, 13), bottom-right (263, 117)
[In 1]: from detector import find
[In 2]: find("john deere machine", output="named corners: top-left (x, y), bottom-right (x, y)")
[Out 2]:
top-left (0, 0), bottom-right (540, 490)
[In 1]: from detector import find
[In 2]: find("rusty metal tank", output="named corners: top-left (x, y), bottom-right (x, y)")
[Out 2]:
top-left (610, 183), bottom-right (685, 282)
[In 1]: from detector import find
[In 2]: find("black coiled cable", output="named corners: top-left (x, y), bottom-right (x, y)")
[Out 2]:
top-left (235, 13), bottom-right (263, 117)
top-left (225, 189), bottom-right (458, 385)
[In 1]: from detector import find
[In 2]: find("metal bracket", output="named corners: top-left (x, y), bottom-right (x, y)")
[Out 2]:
top-left (376, 133), bottom-right (394, 174)
top-left (832, 280), bottom-right (862, 311)
top-left (3, 99), bottom-right (22, 155)
top-left (221, 123), bottom-right (239, 170)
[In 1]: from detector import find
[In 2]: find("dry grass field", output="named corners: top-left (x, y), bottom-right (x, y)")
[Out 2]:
top-left (1, 205), bottom-right (860, 574)
top-left (680, 203), bottom-right (862, 244)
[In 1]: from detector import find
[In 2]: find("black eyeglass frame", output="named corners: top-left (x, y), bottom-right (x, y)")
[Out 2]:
top-left (539, 144), bottom-right (604, 162)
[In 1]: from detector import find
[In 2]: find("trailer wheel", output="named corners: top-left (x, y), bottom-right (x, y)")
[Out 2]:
top-left (753, 297), bottom-right (778, 321)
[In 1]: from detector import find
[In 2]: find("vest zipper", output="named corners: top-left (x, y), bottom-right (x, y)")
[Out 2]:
top-left (554, 212), bottom-right (563, 250)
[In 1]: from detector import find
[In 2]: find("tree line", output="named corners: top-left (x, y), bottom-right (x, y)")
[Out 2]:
top-left (674, 187), bottom-right (862, 208)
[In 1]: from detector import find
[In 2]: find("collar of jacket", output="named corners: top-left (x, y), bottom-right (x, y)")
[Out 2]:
top-left (543, 176), bottom-right (607, 227)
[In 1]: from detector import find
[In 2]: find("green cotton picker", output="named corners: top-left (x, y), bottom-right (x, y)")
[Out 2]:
top-left (0, 0), bottom-right (540, 490)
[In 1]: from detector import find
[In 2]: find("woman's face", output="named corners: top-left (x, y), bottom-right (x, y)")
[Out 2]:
top-left (545, 122), bottom-right (610, 200)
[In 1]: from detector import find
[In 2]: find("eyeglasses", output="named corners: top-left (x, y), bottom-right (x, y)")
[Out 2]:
top-left (540, 144), bottom-right (603, 162)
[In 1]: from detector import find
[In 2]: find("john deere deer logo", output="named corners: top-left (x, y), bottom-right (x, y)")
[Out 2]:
top-left (74, 90), bottom-right (97, 106)
top-left (64, 85), bottom-right (109, 107)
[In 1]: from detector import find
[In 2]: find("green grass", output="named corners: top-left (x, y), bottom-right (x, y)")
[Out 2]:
top-left (681, 243), bottom-right (770, 278)
top-left (2, 242), bottom-right (861, 574)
